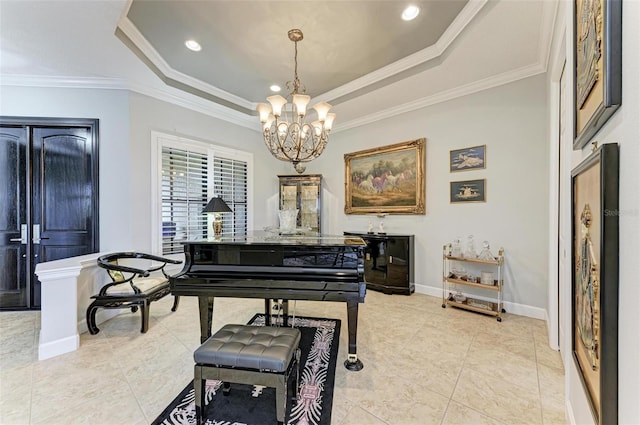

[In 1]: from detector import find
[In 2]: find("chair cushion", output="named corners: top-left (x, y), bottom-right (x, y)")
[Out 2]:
top-left (105, 276), bottom-right (168, 295)
top-left (194, 324), bottom-right (301, 372)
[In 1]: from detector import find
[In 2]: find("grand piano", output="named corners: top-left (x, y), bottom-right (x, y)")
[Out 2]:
top-left (170, 232), bottom-right (367, 371)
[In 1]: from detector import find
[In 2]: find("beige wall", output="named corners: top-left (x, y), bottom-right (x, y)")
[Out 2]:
top-left (0, 86), bottom-right (133, 250)
top-left (308, 74), bottom-right (550, 315)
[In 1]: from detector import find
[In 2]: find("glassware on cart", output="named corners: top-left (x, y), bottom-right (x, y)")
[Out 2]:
top-left (451, 237), bottom-right (463, 257)
top-left (481, 271), bottom-right (495, 285)
top-left (453, 290), bottom-right (467, 303)
top-left (451, 267), bottom-right (466, 280)
top-left (478, 240), bottom-right (495, 261)
top-left (463, 235), bottom-right (477, 258)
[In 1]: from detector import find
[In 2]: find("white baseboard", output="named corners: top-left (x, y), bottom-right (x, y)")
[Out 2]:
top-left (565, 399), bottom-right (577, 425)
top-left (414, 283), bottom-right (547, 320)
top-left (38, 309), bottom-right (122, 361)
top-left (38, 334), bottom-right (79, 361)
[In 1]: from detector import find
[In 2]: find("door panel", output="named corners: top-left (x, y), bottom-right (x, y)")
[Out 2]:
top-left (31, 127), bottom-right (96, 307)
top-left (0, 127), bottom-right (29, 308)
top-left (0, 119), bottom-right (99, 309)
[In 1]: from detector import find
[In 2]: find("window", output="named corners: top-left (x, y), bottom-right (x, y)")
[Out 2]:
top-left (151, 132), bottom-right (252, 255)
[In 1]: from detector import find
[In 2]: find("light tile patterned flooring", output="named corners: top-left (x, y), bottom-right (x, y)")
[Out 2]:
top-left (0, 291), bottom-right (566, 425)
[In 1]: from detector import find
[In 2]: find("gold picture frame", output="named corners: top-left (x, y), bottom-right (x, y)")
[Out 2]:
top-left (573, 0), bottom-right (622, 149)
top-left (344, 138), bottom-right (426, 215)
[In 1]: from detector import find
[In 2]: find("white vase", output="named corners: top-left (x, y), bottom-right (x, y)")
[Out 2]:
top-left (278, 209), bottom-right (299, 231)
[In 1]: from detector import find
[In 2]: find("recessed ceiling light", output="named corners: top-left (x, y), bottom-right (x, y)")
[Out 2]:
top-left (270, 85), bottom-right (281, 92)
top-left (402, 5), bottom-right (420, 21)
top-left (185, 40), bottom-right (201, 52)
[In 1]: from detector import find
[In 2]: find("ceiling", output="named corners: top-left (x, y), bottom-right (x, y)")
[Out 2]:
top-left (0, 1), bottom-right (557, 131)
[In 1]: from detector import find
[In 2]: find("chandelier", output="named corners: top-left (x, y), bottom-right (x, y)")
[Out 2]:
top-left (256, 29), bottom-right (335, 174)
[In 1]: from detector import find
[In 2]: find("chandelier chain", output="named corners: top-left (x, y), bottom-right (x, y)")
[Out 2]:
top-left (288, 38), bottom-right (304, 96)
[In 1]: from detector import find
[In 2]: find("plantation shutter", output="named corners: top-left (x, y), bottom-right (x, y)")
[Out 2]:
top-left (161, 146), bottom-right (208, 255)
top-left (160, 145), bottom-right (249, 255)
top-left (213, 156), bottom-right (248, 236)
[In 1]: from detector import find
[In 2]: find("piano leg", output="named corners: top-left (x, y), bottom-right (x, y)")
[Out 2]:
top-left (282, 300), bottom-right (289, 327)
top-left (264, 299), bottom-right (271, 326)
top-left (198, 296), bottom-right (214, 343)
top-left (344, 301), bottom-right (364, 371)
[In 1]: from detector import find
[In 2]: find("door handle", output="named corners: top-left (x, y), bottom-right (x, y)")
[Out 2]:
top-left (33, 224), bottom-right (43, 244)
top-left (32, 224), bottom-right (50, 244)
top-left (10, 224), bottom-right (28, 244)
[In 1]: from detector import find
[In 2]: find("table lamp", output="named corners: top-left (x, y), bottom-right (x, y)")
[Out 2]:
top-left (202, 197), bottom-right (232, 238)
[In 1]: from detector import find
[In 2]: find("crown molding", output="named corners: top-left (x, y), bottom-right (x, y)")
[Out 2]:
top-left (0, 73), bottom-right (259, 131)
top-left (537, 0), bottom-right (560, 72)
top-left (118, 0), bottom-right (487, 109)
top-left (334, 62), bottom-right (547, 133)
top-left (117, 14), bottom-right (255, 111)
top-left (314, 0), bottom-right (488, 103)
top-left (0, 61), bottom-right (546, 135)
top-left (0, 74), bottom-right (127, 90)
top-left (127, 80), bottom-right (259, 131)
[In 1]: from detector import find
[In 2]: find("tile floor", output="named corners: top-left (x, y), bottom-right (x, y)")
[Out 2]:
top-left (0, 291), bottom-right (566, 425)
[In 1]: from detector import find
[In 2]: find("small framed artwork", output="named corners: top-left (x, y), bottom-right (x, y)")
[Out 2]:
top-left (450, 179), bottom-right (485, 203)
top-left (573, 0), bottom-right (622, 150)
top-left (449, 145), bottom-right (486, 172)
top-left (571, 143), bottom-right (619, 425)
top-left (344, 138), bottom-right (426, 215)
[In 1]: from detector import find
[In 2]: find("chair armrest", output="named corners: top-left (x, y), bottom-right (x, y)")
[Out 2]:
top-left (97, 252), bottom-right (182, 277)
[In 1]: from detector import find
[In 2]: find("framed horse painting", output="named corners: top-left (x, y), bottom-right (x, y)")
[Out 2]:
top-left (344, 138), bottom-right (426, 215)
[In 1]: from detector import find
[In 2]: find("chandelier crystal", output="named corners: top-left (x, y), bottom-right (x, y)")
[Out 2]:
top-left (256, 29), bottom-right (335, 174)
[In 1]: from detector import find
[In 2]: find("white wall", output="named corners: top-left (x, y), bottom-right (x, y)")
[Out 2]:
top-left (127, 92), bottom-right (289, 252)
top-left (310, 74), bottom-right (550, 314)
top-left (0, 86), bottom-right (291, 253)
top-left (562, 1), bottom-right (640, 423)
top-left (0, 86), bottom-right (132, 251)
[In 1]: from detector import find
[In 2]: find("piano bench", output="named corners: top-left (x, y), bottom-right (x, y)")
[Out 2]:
top-left (194, 324), bottom-right (301, 425)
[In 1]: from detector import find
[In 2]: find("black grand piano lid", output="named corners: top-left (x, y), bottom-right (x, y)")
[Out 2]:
top-left (186, 231), bottom-right (366, 247)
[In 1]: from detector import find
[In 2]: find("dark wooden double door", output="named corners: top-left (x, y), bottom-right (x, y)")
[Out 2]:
top-left (0, 118), bottom-right (99, 309)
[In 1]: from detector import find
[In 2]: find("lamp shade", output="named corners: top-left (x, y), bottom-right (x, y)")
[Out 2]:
top-left (202, 197), bottom-right (232, 214)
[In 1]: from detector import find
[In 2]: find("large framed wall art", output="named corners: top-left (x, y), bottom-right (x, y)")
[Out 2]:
top-left (570, 142), bottom-right (619, 425)
top-left (573, 0), bottom-right (622, 150)
top-left (344, 138), bottom-right (426, 215)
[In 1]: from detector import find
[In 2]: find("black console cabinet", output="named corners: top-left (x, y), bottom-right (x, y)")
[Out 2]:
top-left (344, 232), bottom-right (415, 295)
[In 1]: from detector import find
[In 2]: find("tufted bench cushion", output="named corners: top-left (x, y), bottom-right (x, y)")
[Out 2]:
top-left (194, 324), bottom-right (300, 372)
top-left (194, 323), bottom-right (301, 424)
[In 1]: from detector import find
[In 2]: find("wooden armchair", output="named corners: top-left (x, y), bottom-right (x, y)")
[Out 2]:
top-left (86, 252), bottom-right (182, 334)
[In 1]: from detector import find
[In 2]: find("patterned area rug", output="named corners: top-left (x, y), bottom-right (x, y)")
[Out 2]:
top-left (152, 314), bottom-right (340, 425)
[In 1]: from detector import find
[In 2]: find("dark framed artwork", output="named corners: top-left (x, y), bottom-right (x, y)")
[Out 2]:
top-left (449, 145), bottom-right (486, 172)
top-left (450, 179), bottom-right (485, 203)
top-left (573, 0), bottom-right (622, 150)
top-left (571, 143), bottom-right (619, 425)
top-left (344, 138), bottom-right (426, 214)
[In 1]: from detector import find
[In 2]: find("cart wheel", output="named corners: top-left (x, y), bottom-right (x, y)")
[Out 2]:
top-left (501, 308), bottom-right (506, 313)
top-left (497, 317), bottom-right (502, 322)
top-left (441, 303), bottom-right (446, 308)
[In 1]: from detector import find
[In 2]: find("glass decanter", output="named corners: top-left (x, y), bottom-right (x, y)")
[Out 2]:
top-left (477, 240), bottom-right (495, 261)
top-left (463, 234), bottom-right (477, 258)
top-left (451, 237), bottom-right (463, 257)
